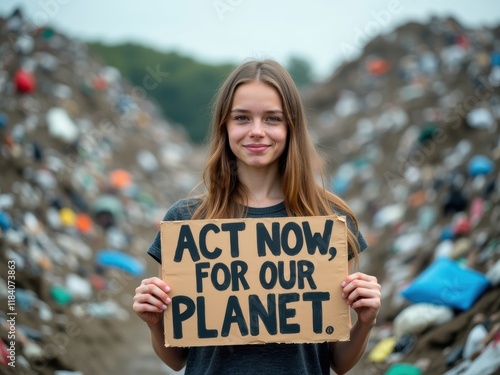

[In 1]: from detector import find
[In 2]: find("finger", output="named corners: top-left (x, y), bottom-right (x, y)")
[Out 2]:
top-left (137, 282), bottom-right (171, 300)
top-left (135, 282), bottom-right (171, 304)
top-left (342, 279), bottom-right (380, 297)
top-left (351, 295), bottom-right (381, 310)
top-left (134, 293), bottom-right (170, 310)
top-left (133, 294), bottom-right (168, 312)
top-left (133, 300), bottom-right (166, 313)
top-left (342, 272), bottom-right (377, 287)
top-left (344, 287), bottom-right (381, 305)
top-left (135, 285), bottom-right (170, 306)
top-left (141, 277), bottom-right (171, 292)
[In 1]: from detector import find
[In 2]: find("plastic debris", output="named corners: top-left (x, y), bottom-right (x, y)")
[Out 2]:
top-left (467, 155), bottom-right (494, 177)
top-left (0, 211), bottom-right (11, 231)
top-left (46, 107), bottom-right (79, 144)
top-left (368, 337), bottom-right (397, 362)
top-left (14, 69), bottom-right (36, 93)
top-left (384, 363), bottom-right (422, 375)
top-left (50, 285), bottom-right (73, 306)
top-left (96, 250), bottom-right (145, 277)
top-left (66, 273), bottom-right (93, 300)
top-left (393, 303), bottom-right (454, 338)
top-left (401, 258), bottom-right (490, 310)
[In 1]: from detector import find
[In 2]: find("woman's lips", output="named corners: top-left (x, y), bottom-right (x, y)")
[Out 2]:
top-left (245, 144), bottom-right (269, 152)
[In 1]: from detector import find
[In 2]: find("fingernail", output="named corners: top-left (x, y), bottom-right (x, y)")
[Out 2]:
top-left (165, 286), bottom-right (170, 292)
top-left (341, 293), bottom-right (345, 298)
top-left (341, 281), bottom-right (346, 287)
top-left (166, 297), bottom-right (171, 304)
top-left (162, 304), bottom-right (167, 310)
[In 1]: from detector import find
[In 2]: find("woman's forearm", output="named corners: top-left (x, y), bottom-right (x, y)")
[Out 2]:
top-left (148, 320), bottom-right (189, 371)
top-left (329, 320), bottom-right (375, 374)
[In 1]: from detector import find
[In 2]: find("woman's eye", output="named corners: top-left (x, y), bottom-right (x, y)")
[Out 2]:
top-left (235, 115), bottom-right (249, 121)
top-left (266, 116), bottom-right (281, 122)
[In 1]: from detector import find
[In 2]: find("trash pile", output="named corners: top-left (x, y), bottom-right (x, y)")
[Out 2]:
top-left (306, 17), bottom-right (500, 375)
top-left (0, 9), bottom-right (203, 375)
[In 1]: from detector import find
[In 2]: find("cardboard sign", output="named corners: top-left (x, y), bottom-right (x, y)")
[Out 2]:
top-left (160, 215), bottom-right (350, 347)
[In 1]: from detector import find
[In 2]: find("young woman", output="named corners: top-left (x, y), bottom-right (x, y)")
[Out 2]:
top-left (133, 59), bottom-right (381, 375)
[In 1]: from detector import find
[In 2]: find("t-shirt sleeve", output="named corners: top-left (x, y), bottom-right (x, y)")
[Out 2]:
top-left (354, 230), bottom-right (368, 255)
top-left (147, 229), bottom-right (163, 264)
top-left (147, 211), bottom-right (169, 264)
top-left (340, 211), bottom-right (368, 260)
top-left (147, 198), bottom-right (200, 264)
top-left (146, 199), bottom-right (199, 264)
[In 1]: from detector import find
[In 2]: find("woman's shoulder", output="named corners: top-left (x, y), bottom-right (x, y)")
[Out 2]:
top-left (332, 206), bottom-right (368, 254)
top-left (327, 203), bottom-right (356, 229)
top-left (163, 197), bottom-right (203, 221)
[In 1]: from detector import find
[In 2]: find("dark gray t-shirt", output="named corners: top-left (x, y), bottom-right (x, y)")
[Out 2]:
top-left (147, 198), bottom-right (367, 375)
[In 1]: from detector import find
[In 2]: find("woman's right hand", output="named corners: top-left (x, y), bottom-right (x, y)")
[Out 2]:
top-left (133, 277), bottom-right (172, 326)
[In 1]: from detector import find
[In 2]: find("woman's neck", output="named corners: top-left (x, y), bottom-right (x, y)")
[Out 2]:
top-left (238, 167), bottom-right (284, 208)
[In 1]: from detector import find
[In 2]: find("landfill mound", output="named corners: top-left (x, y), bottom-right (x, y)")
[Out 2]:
top-left (304, 16), bottom-right (500, 375)
top-left (0, 10), bottom-right (205, 375)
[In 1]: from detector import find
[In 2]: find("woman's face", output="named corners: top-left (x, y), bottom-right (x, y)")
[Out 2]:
top-left (227, 81), bottom-right (288, 174)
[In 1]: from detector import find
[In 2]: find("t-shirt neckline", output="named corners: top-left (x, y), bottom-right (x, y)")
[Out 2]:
top-left (245, 201), bottom-right (286, 216)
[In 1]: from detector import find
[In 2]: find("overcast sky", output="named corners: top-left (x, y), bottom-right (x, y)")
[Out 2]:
top-left (1, 1), bottom-right (499, 79)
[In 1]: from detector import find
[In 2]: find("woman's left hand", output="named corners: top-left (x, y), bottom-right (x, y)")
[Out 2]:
top-left (341, 272), bottom-right (381, 326)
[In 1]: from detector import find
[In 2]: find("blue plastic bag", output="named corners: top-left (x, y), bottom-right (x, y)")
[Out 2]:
top-left (401, 258), bottom-right (490, 310)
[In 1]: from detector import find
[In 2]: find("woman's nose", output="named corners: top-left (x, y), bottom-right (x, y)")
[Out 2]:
top-left (249, 119), bottom-right (265, 136)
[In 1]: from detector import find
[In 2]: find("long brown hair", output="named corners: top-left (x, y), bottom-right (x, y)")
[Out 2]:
top-left (192, 59), bottom-right (360, 260)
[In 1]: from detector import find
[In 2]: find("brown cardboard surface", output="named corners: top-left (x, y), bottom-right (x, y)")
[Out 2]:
top-left (161, 215), bottom-right (350, 347)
